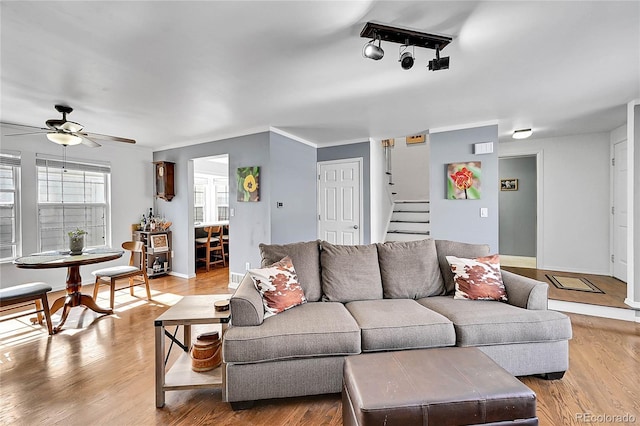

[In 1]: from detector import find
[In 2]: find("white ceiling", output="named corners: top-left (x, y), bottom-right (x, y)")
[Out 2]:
top-left (1, 1), bottom-right (638, 149)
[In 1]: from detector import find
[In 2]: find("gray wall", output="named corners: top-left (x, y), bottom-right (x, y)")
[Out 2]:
top-left (153, 131), bottom-right (318, 278)
top-left (153, 132), bottom-right (271, 277)
top-left (429, 125), bottom-right (499, 252)
top-left (269, 133), bottom-right (317, 244)
top-left (317, 142), bottom-right (371, 244)
top-left (499, 156), bottom-right (536, 256)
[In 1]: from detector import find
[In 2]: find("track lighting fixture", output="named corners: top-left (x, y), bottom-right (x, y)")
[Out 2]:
top-left (399, 43), bottom-right (415, 70)
top-left (363, 34), bottom-right (384, 60)
top-left (428, 46), bottom-right (449, 71)
top-left (360, 22), bottom-right (452, 72)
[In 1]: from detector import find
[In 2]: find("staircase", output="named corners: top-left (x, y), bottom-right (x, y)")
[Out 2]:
top-left (385, 201), bottom-right (430, 242)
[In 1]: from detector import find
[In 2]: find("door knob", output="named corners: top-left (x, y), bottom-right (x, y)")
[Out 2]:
top-left (353, 225), bottom-right (359, 229)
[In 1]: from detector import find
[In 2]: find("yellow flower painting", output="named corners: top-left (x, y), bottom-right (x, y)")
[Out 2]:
top-left (237, 166), bottom-right (260, 202)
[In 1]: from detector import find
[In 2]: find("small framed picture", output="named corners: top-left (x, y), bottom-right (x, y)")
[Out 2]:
top-left (151, 234), bottom-right (169, 252)
top-left (500, 178), bottom-right (518, 191)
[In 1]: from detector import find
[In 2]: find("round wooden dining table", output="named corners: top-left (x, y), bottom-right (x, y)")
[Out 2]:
top-left (14, 249), bottom-right (124, 333)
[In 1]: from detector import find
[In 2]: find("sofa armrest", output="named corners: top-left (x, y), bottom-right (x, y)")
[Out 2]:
top-left (230, 273), bottom-right (264, 326)
top-left (501, 270), bottom-right (548, 310)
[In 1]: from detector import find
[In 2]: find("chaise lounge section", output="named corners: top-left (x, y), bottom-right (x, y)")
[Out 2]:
top-left (223, 239), bottom-right (572, 407)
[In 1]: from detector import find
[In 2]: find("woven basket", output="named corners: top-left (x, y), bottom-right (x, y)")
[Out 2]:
top-left (190, 338), bottom-right (222, 372)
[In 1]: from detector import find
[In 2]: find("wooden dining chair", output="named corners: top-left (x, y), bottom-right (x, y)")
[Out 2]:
top-left (91, 241), bottom-right (151, 309)
top-left (221, 224), bottom-right (229, 263)
top-left (195, 226), bottom-right (226, 271)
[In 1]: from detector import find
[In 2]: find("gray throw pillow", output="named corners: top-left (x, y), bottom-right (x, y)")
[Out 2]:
top-left (435, 240), bottom-right (490, 294)
top-left (259, 240), bottom-right (322, 301)
top-left (320, 241), bottom-right (383, 303)
top-left (377, 239), bottom-right (445, 299)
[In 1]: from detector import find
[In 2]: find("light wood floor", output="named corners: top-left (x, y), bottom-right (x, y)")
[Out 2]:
top-left (1, 266), bottom-right (638, 425)
top-left (504, 266), bottom-right (629, 309)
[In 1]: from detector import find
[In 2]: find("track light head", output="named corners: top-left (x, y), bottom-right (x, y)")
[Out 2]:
top-left (400, 51), bottom-right (414, 70)
top-left (428, 47), bottom-right (449, 71)
top-left (363, 35), bottom-right (384, 60)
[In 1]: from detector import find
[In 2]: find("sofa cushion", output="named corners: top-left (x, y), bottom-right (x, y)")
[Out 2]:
top-left (223, 302), bottom-right (361, 364)
top-left (435, 240), bottom-right (490, 294)
top-left (248, 256), bottom-right (307, 318)
top-left (345, 299), bottom-right (455, 352)
top-left (259, 240), bottom-right (322, 302)
top-left (447, 254), bottom-right (508, 302)
top-left (417, 296), bottom-right (572, 347)
top-left (376, 239), bottom-right (445, 299)
top-left (320, 241), bottom-right (383, 303)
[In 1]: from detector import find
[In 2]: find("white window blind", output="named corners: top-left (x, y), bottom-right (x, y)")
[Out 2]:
top-left (194, 176), bottom-right (207, 222)
top-left (36, 157), bottom-right (111, 252)
top-left (0, 151), bottom-right (21, 261)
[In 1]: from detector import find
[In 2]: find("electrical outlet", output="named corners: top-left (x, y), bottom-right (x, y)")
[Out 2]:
top-left (245, 262), bottom-right (251, 271)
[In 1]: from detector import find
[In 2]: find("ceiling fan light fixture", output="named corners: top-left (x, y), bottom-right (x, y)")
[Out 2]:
top-left (59, 121), bottom-right (84, 133)
top-left (512, 128), bottom-right (533, 140)
top-left (47, 132), bottom-right (82, 146)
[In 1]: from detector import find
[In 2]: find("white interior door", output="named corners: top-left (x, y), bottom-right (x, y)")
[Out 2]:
top-left (613, 139), bottom-right (628, 282)
top-left (318, 159), bottom-right (362, 245)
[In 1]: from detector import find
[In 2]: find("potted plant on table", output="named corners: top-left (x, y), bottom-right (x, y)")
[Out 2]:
top-left (68, 228), bottom-right (87, 255)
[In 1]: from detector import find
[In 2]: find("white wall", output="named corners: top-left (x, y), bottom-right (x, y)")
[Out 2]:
top-left (370, 138), bottom-right (394, 243)
top-left (500, 132), bottom-right (611, 275)
top-left (0, 127), bottom-right (154, 291)
top-left (390, 137), bottom-right (430, 201)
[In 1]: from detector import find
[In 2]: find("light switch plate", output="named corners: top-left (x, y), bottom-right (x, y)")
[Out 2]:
top-left (480, 207), bottom-right (488, 218)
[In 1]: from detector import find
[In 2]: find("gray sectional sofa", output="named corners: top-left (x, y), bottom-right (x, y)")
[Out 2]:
top-left (222, 239), bottom-right (572, 408)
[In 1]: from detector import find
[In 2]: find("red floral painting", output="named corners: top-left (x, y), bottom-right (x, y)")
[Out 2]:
top-left (447, 162), bottom-right (481, 199)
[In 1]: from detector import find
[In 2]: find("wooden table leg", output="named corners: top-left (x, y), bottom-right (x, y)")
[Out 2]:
top-left (51, 264), bottom-right (113, 333)
top-left (155, 322), bottom-right (165, 408)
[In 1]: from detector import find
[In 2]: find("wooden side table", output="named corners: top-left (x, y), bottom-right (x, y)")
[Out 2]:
top-left (154, 294), bottom-right (231, 408)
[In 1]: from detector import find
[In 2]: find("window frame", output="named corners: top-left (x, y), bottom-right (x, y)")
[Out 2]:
top-left (36, 156), bottom-right (111, 252)
top-left (0, 151), bottom-right (22, 262)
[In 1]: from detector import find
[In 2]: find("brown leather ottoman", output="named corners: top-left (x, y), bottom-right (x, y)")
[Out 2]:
top-left (343, 347), bottom-right (537, 426)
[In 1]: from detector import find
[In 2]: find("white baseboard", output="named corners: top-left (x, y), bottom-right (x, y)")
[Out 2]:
top-left (549, 299), bottom-right (639, 322)
top-left (540, 264), bottom-right (610, 276)
top-left (168, 271), bottom-right (192, 279)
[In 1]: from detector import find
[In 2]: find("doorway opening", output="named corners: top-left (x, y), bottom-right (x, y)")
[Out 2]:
top-left (499, 155), bottom-right (537, 268)
top-left (192, 154), bottom-right (229, 277)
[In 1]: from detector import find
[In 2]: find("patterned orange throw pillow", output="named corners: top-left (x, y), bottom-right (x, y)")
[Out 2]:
top-left (248, 256), bottom-right (307, 318)
top-left (446, 254), bottom-right (508, 302)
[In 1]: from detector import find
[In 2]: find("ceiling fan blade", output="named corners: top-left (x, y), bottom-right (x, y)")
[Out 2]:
top-left (82, 132), bottom-right (136, 144)
top-left (4, 131), bottom-right (48, 136)
top-left (1, 121), bottom-right (49, 132)
top-left (80, 135), bottom-right (101, 148)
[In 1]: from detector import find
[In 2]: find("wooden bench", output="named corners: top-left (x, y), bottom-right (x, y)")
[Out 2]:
top-left (0, 282), bottom-right (54, 335)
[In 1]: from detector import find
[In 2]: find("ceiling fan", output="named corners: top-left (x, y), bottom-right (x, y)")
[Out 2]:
top-left (1, 104), bottom-right (136, 147)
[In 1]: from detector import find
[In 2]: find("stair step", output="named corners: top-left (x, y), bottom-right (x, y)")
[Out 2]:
top-left (391, 220), bottom-right (430, 223)
top-left (388, 223), bottom-right (430, 233)
top-left (385, 232), bottom-right (431, 242)
top-left (387, 230), bottom-right (430, 235)
top-left (391, 211), bottom-right (430, 222)
top-left (393, 203), bottom-right (430, 212)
